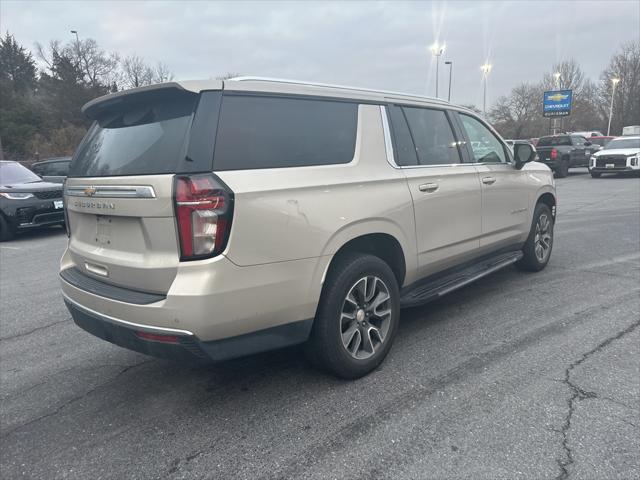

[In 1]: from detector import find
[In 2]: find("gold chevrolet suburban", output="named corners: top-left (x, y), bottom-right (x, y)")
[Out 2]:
top-left (60, 78), bottom-right (556, 378)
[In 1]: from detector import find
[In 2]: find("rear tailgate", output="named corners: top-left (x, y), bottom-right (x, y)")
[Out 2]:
top-left (536, 147), bottom-right (555, 161)
top-left (65, 175), bottom-right (178, 293)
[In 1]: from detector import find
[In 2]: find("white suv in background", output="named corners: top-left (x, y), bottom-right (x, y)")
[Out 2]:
top-left (589, 136), bottom-right (640, 177)
top-left (60, 78), bottom-right (556, 378)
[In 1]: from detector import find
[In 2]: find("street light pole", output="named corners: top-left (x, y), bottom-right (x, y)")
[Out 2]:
top-left (481, 63), bottom-right (492, 117)
top-left (607, 77), bottom-right (620, 136)
top-left (70, 30), bottom-right (80, 48)
top-left (553, 72), bottom-right (561, 135)
top-left (445, 61), bottom-right (453, 102)
top-left (430, 43), bottom-right (445, 98)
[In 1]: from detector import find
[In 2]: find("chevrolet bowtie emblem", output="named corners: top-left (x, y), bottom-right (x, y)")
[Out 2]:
top-left (84, 186), bottom-right (97, 197)
top-left (547, 93), bottom-right (568, 102)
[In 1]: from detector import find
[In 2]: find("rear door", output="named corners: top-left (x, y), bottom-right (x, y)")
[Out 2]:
top-left (65, 86), bottom-right (221, 293)
top-left (454, 112), bottom-right (530, 251)
top-left (388, 105), bottom-right (482, 277)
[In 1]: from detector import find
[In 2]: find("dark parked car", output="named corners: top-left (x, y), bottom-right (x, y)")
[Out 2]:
top-left (0, 161), bottom-right (65, 241)
top-left (31, 157), bottom-right (71, 183)
top-left (535, 134), bottom-right (592, 178)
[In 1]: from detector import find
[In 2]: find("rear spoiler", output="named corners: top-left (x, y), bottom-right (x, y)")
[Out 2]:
top-left (82, 82), bottom-right (190, 120)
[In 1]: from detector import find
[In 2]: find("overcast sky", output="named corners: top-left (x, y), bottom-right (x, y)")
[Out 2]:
top-left (2, 1), bottom-right (639, 107)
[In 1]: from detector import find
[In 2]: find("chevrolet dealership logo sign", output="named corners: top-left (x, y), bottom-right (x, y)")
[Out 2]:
top-left (543, 89), bottom-right (573, 118)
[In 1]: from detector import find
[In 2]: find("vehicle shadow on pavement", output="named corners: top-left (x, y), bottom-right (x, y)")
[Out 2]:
top-left (4, 225), bottom-right (66, 243)
top-left (194, 266), bottom-right (523, 391)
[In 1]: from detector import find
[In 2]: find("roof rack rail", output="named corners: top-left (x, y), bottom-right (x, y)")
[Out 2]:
top-left (229, 76), bottom-right (450, 105)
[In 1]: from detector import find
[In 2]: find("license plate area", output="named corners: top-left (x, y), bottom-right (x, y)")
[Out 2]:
top-left (96, 215), bottom-right (112, 245)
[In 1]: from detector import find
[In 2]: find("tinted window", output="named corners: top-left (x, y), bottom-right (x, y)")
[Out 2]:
top-left (537, 136), bottom-right (571, 147)
top-left (0, 162), bottom-right (42, 185)
top-left (213, 96), bottom-right (358, 170)
top-left (70, 92), bottom-right (198, 177)
top-left (402, 107), bottom-right (460, 165)
top-left (572, 136), bottom-right (585, 146)
top-left (459, 114), bottom-right (507, 163)
top-left (388, 106), bottom-right (418, 166)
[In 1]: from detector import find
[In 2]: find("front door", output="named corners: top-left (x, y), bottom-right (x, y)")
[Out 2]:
top-left (455, 112), bottom-right (529, 251)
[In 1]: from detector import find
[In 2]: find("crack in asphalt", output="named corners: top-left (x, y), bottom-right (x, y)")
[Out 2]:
top-left (0, 318), bottom-right (70, 342)
top-left (264, 293), bottom-right (639, 480)
top-left (554, 319), bottom-right (640, 480)
top-left (2, 360), bottom-right (154, 437)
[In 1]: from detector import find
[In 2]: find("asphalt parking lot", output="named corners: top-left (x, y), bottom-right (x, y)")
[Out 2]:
top-left (1, 168), bottom-right (639, 480)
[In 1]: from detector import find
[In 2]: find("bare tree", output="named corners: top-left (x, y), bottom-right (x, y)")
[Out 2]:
top-left (36, 38), bottom-right (119, 89)
top-left (490, 83), bottom-right (543, 139)
top-left (542, 59), bottom-right (586, 93)
top-left (66, 38), bottom-right (119, 88)
top-left (121, 56), bottom-right (173, 89)
top-left (121, 54), bottom-right (153, 88)
top-left (153, 62), bottom-right (173, 83)
top-left (216, 72), bottom-right (242, 80)
top-left (599, 41), bottom-right (640, 135)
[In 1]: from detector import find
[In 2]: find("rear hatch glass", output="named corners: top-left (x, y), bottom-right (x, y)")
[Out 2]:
top-left (70, 90), bottom-right (198, 177)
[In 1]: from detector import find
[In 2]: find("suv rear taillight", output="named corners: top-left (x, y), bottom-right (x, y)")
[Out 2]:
top-left (174, 174), bottom-right (234, 261)
top-left (550, 148), bottom-right (558, 160)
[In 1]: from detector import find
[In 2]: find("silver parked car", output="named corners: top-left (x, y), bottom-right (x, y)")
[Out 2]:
top-left (60, 78), bottom-right (556, 378)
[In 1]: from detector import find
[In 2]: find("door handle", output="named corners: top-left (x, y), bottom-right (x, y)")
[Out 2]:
top-left (418, 183), bottom-right (439, 193)
top-left (482, 176), bottom-right (496, 185)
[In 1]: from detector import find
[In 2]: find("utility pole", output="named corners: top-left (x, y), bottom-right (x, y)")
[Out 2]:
top-left (430, 43), bottom-right (445, 98)
top-left (445, 61), bottom-right (453, 102)
top-left (481, 63), bottom-right (492, 117)
top-left (607, 77), bottom-right (620, 136)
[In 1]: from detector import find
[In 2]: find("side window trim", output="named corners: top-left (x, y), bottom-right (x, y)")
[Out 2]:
top-left (452, 111), bottom-right (513, 165)
top-left (380, 106), bottom-right (397, 168)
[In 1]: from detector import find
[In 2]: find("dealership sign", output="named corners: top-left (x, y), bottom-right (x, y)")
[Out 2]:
top-left (543, 90), bottom-right (573, 117)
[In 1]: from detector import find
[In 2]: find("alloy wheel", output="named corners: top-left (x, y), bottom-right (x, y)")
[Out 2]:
top-left (340, 275), bottom-right (392, 360)
top-left (534, 213), bottom-right (552, 263)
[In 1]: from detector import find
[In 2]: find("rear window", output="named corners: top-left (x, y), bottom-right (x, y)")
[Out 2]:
top-left (537, 136), bottom-right (571, 146)
top-left (212, 95), bottom-right (358, 170)
top-left (69, 91), bottom-right (198, 177)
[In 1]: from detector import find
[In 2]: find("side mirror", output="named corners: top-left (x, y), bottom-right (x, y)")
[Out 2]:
top-left (584, 141), bottom-right (592, 146)
top-left (514, 143), bottom-right (536, 169)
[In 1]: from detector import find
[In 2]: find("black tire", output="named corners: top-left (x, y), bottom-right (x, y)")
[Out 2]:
top-left (516, 203), bottom-right (554, 272)
top-left (306, 252), bottom-right (400, 379)
top-left (554, 157), bottom-right (569, 178)
top-left (590, 171), bottom-right (601, 178)
top-left (0, 215), bottom-right (15, 242)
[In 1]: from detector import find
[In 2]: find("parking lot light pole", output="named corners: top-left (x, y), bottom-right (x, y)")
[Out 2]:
top-left (445, 61), bottom-right (453, 102)
top-left (430, 43), bottom-right (446, 98)
top-left (607, 77), bottom-right (620, 136)
top-left (481, 63), bottom-right (492, 117)
top-left (553, 72), bottom-right (561, 134)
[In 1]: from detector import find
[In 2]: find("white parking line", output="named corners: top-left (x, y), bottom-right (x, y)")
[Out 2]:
top-left (0, 246), bottom-right (21, 250)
